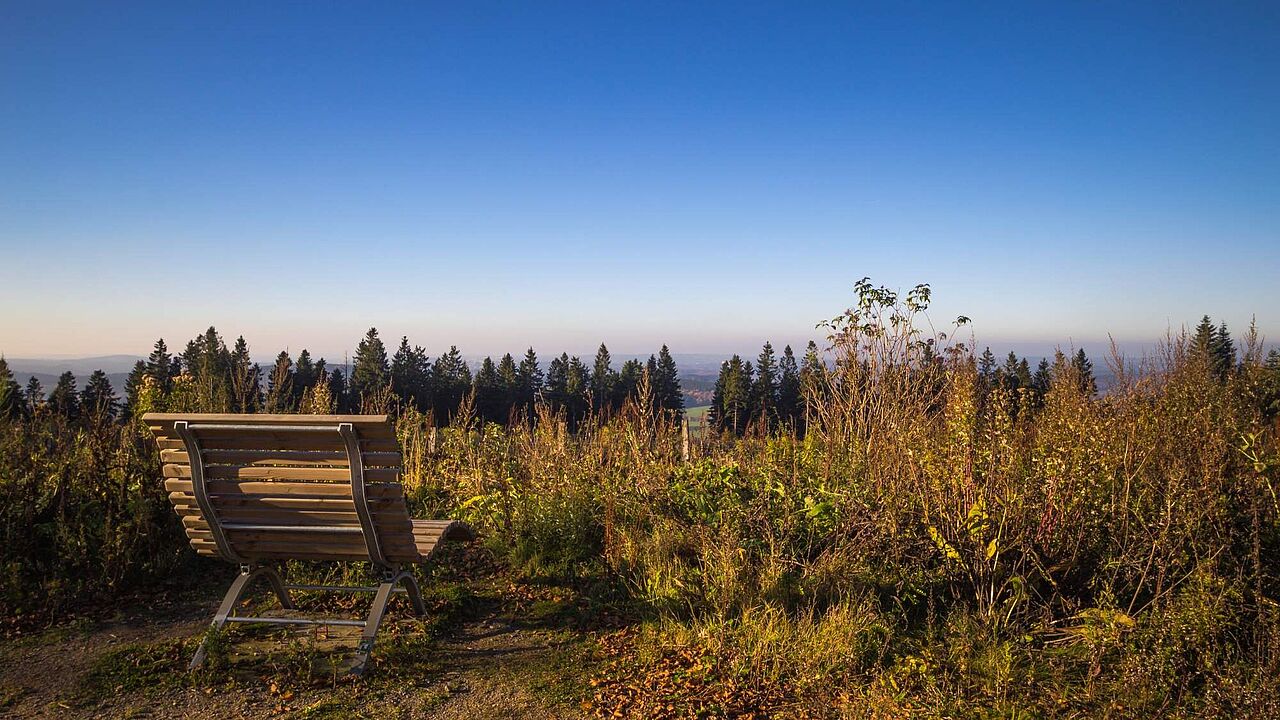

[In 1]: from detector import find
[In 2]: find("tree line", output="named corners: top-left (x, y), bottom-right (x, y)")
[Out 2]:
top-left (701, 315), bottom-right (1280, 435)
top-left (2, 314), bottom-right (1276, 429)
top-left (0, 327), bottom-right (684, 428)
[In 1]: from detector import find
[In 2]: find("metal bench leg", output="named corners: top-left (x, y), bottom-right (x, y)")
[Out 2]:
top-left (349, 568), bottom-right (421, 676)
top-left (190, 565), bottom-right (293, 671)
top-left (400, 571), bottom-right (427, 616)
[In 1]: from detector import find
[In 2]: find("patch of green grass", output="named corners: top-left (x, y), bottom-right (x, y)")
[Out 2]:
top-left (78, 637), bottom-right (192, 703)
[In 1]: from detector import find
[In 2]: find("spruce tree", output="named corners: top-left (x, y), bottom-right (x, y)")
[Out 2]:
top-left (146, 339), bottom-right (175, 393)
top-left (1016, 358), bottom-right (1033, 391)
top-left (777, 345), bottom-right (801, 429)
top-left (48, 371), bottom-right (79, 419)
top-left (229, 337), bottom-right (261, 413)
top-left (752, 342), bottom-right (779, 427)
top-left (654, 345), bottom-right (683, 420)
top-left (566, 356), bottom-right (590, 430)
top-left (1193, 315), bottom-right (1216, 359)
top-left (351, 328), bottom-right (390, 407)
top-left (590, 344), bottom-right (616, 414)
top-left (1000, 352), bottom-right (1023, 392)
top-left (182, 327), bottom-right (232, 411)
top-left (294, 349), bottom-right (317, 406)
top-left (328, 369), bottom-right (350, 413)
top-left (0, 357), bottom-right (22, 419)
top-left (391, 337), bottom-right (431, 411)
top-left (80, 369), bottom-right (118, 421)
top-left (122, 360), bottom-right (147, 417)
top-left (545, 353), bottom-right (569, 412)
top-left (265, 351), bottom-right (295, 413)
top-left (615, 359), bottom-right (644, 408)
top-left (1072, 349), bottom-right (1097, 395)
top-left (1212, 322), bottom-right (1236, 379)
top-left (1031, 358), bottom-right (1052, 404)
top-left (515, 349), bottom-right (543, 419)
top-left (24, 376), bottom-right (44, 415)
top-left (979, 347), bottom-right (998, 390)
top-left (474, 357), bottom-right (505, 424)
top-left (431, 346), bottom-right (472, 423)
top-left (497, 353), bottom-right (518, 422)
top-left (711, 356), bottom-right (753, 435)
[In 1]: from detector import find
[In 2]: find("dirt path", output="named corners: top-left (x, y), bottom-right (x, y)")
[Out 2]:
top-left (0, 574), bottom-right (593, 719)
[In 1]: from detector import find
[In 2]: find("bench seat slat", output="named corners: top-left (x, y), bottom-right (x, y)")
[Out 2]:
top-left (164, 478), bottom-right (404, 498)
top-left (163, 464), bottom-right (401, 483)
top-left (153, 436), bottom-right (401, 453)
top-left (161, 449), bottom-right (402, 466)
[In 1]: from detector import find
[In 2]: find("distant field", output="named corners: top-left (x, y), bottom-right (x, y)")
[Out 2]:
top-left (685, 405), bottom-right (711, 431)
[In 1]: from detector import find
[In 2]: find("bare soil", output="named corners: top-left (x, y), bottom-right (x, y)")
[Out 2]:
top-left (0, 562), bottom-right (595, 719)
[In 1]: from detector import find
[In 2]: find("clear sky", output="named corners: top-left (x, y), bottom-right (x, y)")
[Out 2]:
top-left (2, 2), bottom-right (1278, 360)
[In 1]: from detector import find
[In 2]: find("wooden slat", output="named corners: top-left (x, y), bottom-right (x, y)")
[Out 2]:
top-left (413, 519), bottom-right (476, 542)
top-left (164, 478), bottom-right (404, 498)
top-left (189, 527), bottom-right (416, 548)
top-left (163, 464), bottom-right (400, 483)
top-left (152, 435), bottom-right (401, 453)
top-left (187, 537), bottom-right (421, 562)
top-left (144, 413), bottom-right (391, 424)
top-left (180, 509), bottom-right (412, 527)
top-left (160, 449), bottom-right (402, 467)
top-left (169, 493), bottom-right (402, 512)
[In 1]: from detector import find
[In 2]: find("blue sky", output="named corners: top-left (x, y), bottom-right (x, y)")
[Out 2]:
top-left (2, 2), bottom-right (1277, 359)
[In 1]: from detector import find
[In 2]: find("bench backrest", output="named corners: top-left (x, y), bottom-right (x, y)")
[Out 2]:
top-left (144, 413), bottom-right (422, 567)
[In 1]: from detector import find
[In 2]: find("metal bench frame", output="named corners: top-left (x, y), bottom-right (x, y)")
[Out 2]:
top-left (174, 419), bottom-right (428, 675)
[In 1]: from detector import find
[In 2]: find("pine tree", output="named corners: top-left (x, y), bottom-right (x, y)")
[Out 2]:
top-left (182, 327), bottom-right (232, 411)
top-left (1193, 316), bottom-right (1216, 359)
top-left (615, 359), bottom-right (644, 408)
top-left (351, 328), bottom-right (390, 407)
top-left (80, 369), bottom-right (118, 421)
top-left (497, 353), bottom-right (518, 422)
top-left (566, 355), bottom-right (590, 430)
top-left (229, 336), bottom-right (261, 413)
top-left (710, 355), bottom-right (753, 435)
top-left (1000, 352), bottom-right (1023, 392)
top-left (1016, 358), bottom-right (1033, 391)
top-left (391, 337), bottom-right (431, 412)
top-left (777, 345), bottom-right (801, 429)
top-left (122, 360), bottom-right (147, 417)
top-left (293, 349), bottom-right (317, 406)
top-left (48, 371), bottom-right (79, 419)
top-left (431, 346), bottom-right (471, 424)
top-left (515, 349), bottom-right (543, 419)
top-left (1072, 349), bottom-right (1097, 395)
top-left (752, 342), bottom-right (779, 428)
top-left (24, 376), bottom-right (44, 415)
top-left (474, 357), bottom-right (505, 424)
top-left (654, 345), bottom-right (683, 421)
top-left (265, 351), bottom-right (295, 413)
top-left (979, 347), bottom-right (997, 390)
top-left (0, 357), bottom-right (22, 419)
top-left (545, 354), bottom-right (569, 412)
top-left (146, 339), bottom-right (175, 393)
top-left (1031, 358), bottom-right (1052, 404)
top-left (328, 369), bottom-right (350, 413)
top-left (1212, 322), bottom-right (1236, 379)
top-left (590, 344), bottom-right (616, 414)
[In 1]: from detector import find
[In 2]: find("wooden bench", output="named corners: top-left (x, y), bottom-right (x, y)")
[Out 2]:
top-left (143, 413), bottom-right (474, 675)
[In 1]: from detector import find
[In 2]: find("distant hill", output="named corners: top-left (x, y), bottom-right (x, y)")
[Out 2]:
top-left (4, 357), bottom-right (143, 399)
